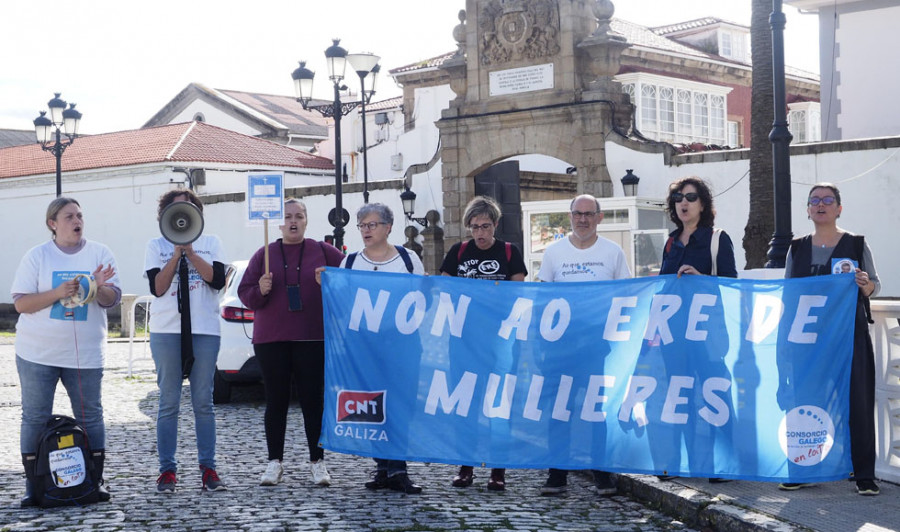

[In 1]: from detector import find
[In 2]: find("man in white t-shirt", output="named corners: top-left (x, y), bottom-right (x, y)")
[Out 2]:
top-left (537, 194), bottom-right (631, 497)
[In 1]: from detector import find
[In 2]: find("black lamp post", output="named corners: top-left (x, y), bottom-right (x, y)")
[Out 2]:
top-left (346, 53), bottom-right (381, 204)
top-left (401, 186), bottom-right (429, 227)
top-left (292, 40), bottom-right (380, 249)
top-left (33, 93), bottom-right (82, 197)
top-left (766, 0), bottom-right (794, 268)
top-left (621, 169), bottom-right (640, 197)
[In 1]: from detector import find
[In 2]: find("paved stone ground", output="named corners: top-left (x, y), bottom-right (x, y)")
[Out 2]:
top-left (0, 339), bottom-right (699, 532)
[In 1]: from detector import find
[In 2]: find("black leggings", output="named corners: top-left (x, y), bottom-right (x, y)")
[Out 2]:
top-left (254, 341), bottom-right (325, 462)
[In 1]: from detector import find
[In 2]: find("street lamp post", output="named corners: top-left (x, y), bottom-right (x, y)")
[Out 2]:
top-left (292, 40), bottom-right (379, 249)
top-left (766, 0), bottom-right (794, 268)
top-left (620, 169), bottom-right (640, 197)
top-left (33, 93), bottom-right (82, 197)
top-left (400, 186), bottom-right (429, 227)
top-left (347, 54), bottom-right (381, 204)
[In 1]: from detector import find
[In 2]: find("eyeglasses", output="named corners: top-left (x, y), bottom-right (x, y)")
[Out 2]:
top-left (671, 192), bottom-right (699, 203)
top-left (357, 221), bottom-right (386, 231)
top-left (468, 223), bottom-right (495, 232)
top-left (571, 210), bottom-right (598, 219)
top-left (808, 196), bottom-right (837, 206)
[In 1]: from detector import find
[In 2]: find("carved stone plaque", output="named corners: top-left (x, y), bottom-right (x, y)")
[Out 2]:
top-left (479, 0), bottom-right (560, 65)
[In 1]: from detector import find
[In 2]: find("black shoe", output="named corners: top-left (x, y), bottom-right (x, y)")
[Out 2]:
top-left (856, 479), bottom-right (880, 496)
top-left (779, 482), bottom-right (812, 491)
top-left (540, 469), bottom-right (568, 495)
top-left (592, 471), bottom-right (617, 496)
top-left (387, 472), bottom-right (422, 494)
top-left (365, 470), bottom-right (389, 490)
top-left (656, 475), bottom-right (678, 481)
top-left (708, 478), bottom-right (732, 484)
top-left (21, 453), bottom-right (37, 508)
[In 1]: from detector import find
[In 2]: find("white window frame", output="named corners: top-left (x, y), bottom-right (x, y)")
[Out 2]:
top-left (787, 101), bottom-right (822, 144)
top-left (718, 28), bottom-right (748, 62)
top-left (617, 72), bottom-right (732, 146)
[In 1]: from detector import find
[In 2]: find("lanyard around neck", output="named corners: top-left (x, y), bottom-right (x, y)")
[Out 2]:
top-left (278, 238), bottom-right (306, 285)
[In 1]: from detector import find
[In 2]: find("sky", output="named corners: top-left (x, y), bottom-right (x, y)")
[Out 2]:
top-left (0, 0), bottom-right (819, 135)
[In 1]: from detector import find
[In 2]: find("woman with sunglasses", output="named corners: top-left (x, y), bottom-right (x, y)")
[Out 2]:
top-left (439, 195), bottom-right (527, 491)
top-left (656, 177), bottom-right (736, 482)
top-left (660, 177), bottom-right (737, 278)
top-left (779, 183), bottom-right (881, 496)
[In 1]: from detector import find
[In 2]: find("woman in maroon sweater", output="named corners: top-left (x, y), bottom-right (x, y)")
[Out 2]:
top-left (238, 199), bottom-right (344, 487)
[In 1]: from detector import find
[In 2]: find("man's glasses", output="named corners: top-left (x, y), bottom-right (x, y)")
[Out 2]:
top-left (808, 196), bottom-right (836, 206)
top-left (468, 223), bottom-right (494, 232)
top-left (671, 192), bottom-right (699, 203)
top-left (357, 221), bottom-right (386, 231)
top-left (571, 210), bottom-right (598, 219)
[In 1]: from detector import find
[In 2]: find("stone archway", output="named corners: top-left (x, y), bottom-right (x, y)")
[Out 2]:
top-left (436, 0), bottom-right (634, 244)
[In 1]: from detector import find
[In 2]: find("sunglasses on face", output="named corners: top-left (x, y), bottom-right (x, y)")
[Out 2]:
top-left (671, 192), bottom-right (699, 203)
top-left (808, 196), bottom-right (836, 206)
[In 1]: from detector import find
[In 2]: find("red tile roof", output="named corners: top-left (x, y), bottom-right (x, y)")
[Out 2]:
top-left (0, 121), bottom-right (333, 180)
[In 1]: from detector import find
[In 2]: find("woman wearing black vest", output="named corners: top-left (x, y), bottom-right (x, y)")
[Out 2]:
top-left (780, 183), bottom-right (881, 496)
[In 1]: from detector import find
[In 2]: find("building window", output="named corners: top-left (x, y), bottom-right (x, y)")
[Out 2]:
top-left (727, 120), bottom-right (741, 147)
top-left (719, 29), bottom-right (748, 62)
top-left (788, 102), bottom-right (822, 144)
top-left (616, 73), bottom-right (732, 146)
top-left (193, 112), bottom-right (205, 123)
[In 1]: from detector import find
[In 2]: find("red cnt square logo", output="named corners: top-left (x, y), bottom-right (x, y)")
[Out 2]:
top-left (337, 390), bottom-right (386, 423)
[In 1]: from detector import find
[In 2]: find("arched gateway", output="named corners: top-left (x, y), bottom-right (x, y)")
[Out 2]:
top-left (435, 0), bottom-right (633, 249)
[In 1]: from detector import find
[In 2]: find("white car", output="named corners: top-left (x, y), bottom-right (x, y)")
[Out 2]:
top-left (215, 260), bottom-right (259, 403)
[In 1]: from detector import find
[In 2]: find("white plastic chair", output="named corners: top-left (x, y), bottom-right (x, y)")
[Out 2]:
top-left (127, 295), bottom-right (154, 377)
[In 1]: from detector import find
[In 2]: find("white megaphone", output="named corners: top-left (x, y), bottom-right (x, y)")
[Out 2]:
top-left (159, 201), bottom-right (204, 245)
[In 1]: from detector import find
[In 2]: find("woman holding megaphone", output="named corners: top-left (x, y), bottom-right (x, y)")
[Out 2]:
top-left (144, 189), bottom-right (227, 493)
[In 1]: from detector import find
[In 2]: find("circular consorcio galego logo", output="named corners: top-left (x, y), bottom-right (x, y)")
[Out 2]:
top-left (778, 406), bottom-right (835, 467)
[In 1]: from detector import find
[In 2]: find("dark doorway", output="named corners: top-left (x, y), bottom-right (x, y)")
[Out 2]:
top-left (475, 160), bottom-right (523, 253)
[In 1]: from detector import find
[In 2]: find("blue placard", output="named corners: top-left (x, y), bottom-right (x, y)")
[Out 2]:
top-left (321, 270), bottom-right (858, 482)
top-left (247, 173), bottom-right (284, 223)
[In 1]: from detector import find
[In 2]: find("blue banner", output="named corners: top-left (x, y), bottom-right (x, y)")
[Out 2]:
top-left (321, 269), bottom-right (858, 482)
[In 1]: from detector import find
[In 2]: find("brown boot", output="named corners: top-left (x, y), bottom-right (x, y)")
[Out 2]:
top-left (451, 465), bottom-right (474, 487)
top-left (487, 468), bottom-right (506, 491)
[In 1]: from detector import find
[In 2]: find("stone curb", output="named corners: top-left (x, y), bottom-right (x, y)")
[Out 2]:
top-left (618, 474), bottom-right (805, 532)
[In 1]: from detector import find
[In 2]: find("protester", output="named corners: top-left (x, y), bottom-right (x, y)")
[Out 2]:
top-left (338, 203), bottom-right (426, 494)
top-left (781, 183), bottom-right (881, 496)
top-left (657, 177), bottom-right (737, 483)
top-left (239, 198), bottom-right (344, 488)
top-left (440, 195), bottom-right (527, 491)
top-left (12, 197), bottom-right (120, 506)
top-left (660, 177), bottom-right (737, 278)
top-left (536, 193), bottom-right (630, 496)
top-left (144, 190), bottom-right (227, 492)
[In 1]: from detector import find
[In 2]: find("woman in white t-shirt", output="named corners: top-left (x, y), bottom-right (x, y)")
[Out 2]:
top-left (338, 203), bottom-right (426, 494)
top-left (12, 197), bottom-right (120, 506)
top-left (143, 190), bottom-right (227, 493)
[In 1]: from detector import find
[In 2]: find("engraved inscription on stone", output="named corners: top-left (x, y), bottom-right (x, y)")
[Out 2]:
top-left (489, 63), bottom-right (554, 96)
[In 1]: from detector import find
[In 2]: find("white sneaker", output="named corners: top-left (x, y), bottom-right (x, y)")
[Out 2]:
top-left (310, 459), bottom-right (331, 487)
top-left (260, 460), bottom-right (283, 486)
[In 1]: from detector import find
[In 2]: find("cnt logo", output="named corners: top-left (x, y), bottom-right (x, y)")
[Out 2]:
top-left (337, 390), bottom-right (386, 424)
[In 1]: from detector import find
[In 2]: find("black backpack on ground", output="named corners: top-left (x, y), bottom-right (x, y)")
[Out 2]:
top-left (33, 415), bottom-right (103, 507)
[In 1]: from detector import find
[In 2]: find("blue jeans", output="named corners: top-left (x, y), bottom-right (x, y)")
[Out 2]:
top-left (16, 355), bottom-right (105, 454)
top-left (374, 458), bottom-right (408, 476)
top-left (150, 333), bottom-right (219, 473)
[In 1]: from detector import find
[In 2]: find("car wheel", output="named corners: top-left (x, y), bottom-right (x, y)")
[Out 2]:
top-left (213, 370), bottom-right (231, 404)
